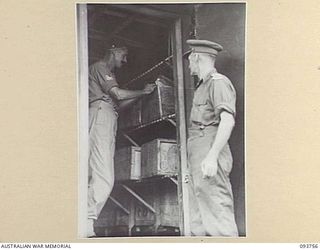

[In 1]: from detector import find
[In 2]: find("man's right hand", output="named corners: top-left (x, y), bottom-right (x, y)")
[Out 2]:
top-left (143, 83), bottom-right (157, 94)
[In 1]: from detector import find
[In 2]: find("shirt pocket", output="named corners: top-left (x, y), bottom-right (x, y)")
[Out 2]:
top-left (192, 98), bottom-right (215, 125)
top-left (193, 97), bottom-right (207, 105)
top-left (193, 97), bottom-right (209, 113)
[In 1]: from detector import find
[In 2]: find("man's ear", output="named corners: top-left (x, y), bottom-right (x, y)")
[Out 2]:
top-left (195, 53), bottom-right (201, 62)
top-left (110, 51), bottom-right (116, 60)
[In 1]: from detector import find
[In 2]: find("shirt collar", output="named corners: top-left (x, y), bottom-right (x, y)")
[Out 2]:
top-left (203, 68), bottom-right (217, 83)
top-left (195, 68), bottom-right (217, 89)
top-left (101, 60), bottom-right (114, 74)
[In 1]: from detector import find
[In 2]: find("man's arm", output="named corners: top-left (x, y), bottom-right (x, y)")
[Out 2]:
top-left (109, 84), bottom-right (156, 101)
top-left (118, 97), bottom-right (140, 111)
top-left (109, 87), bottom-right (146, 101)
top-left (201, 111), bottom-right (235, 178)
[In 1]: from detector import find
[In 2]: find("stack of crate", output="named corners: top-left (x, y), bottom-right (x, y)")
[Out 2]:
top-left (114, 75), bottom-right (179, 235)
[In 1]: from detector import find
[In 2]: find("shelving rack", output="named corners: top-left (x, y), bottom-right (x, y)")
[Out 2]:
top-left (78, 4), bottom-right (193, 237)
top-left (101, 96), bottom-right (180, 236)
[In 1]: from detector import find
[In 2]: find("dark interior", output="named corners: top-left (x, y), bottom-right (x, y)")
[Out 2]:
top-left (85, 3), bottom-right (246, 237)
top-left (87, 5), bottom-right (179, 237)
top-left (87, 4), bottom-right (173, 90)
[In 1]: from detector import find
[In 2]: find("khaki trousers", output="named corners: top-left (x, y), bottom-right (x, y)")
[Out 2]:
top-left (187, 126), bottom-right (238, 236)
top-left (88, 101), bottom-right (118, 220)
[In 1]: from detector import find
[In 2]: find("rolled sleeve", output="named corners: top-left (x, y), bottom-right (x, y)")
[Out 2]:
top-left (95, 64), bottom-right (119, 94)
top-left (212, 79), bottom-right (236, 118)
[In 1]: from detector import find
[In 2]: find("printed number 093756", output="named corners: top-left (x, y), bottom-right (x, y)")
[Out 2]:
top-left (300, 244), bottom-right (318, 249)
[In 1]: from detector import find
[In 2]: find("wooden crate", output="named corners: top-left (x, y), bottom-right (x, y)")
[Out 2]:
top-left (118, 76), bottom-right (174, 129)
top-left (141, 75), bottom-right (175, 124)
top-left (134, 201), bottom-right (156, 226)
top-left (96, 197), bottom-right (129, 227)
top-left (131, 184), bottom-right (156, 226)
top-left (104, 226), bottom-right (129, 237)
top-left (131, 225), bottom-right (155, 236)
top-left (114, 146), bottom-right (141, 181)
top-left (118, 99), bottom-right (142, 130)
top-left (141, 138), bottom-right (178, 178)
top-left (158, 182), bottom-right (180, 228)
top-left (156, 226), bottom-right (180, 236)
top-left (131, 182), bottom-right (179, 228)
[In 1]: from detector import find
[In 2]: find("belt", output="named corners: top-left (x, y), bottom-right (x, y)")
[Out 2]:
top-left (189, 123), bottom-right (217, 130)
top-left (188, 123), bottom-right (218, 139)
top-left (90, 98), bottom-right (118, 110)
top-left (89, 98), bottom-right (106, 105)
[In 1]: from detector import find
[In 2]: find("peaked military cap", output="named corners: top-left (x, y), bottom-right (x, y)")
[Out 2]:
top-left (184, 39), bottom-right (223, 58)
top-left (107, 42), bottom-right (128, 53)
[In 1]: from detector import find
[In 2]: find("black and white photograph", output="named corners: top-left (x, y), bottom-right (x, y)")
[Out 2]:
top-left (77, 3), bottom-right (246, 238)
top-left (3, 0), bottom-right (320, 246)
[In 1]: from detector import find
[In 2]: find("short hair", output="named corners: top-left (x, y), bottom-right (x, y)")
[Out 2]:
top-left (189, 52), bottom-right (216, 62)
top-left (198, 52), bottom-right (217, 62)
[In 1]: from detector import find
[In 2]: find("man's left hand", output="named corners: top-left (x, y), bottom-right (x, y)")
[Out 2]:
top-left (143, 83), bottom-right (157, 94)
top-left (201, 153), bottom-right (218, 178)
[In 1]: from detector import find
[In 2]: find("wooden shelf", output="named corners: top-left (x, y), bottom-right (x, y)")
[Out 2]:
top-left (116, 114), bottom-right (176, 148)
top-left (122, 113), bottom-right (176, 133)
top-left (115, 174), bottom-right (178, 185)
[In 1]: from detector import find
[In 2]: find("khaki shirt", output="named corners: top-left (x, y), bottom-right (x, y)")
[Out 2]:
top-left (89, 60), bottom-right (119, 109)
top-left (190, 68), bottom-right (236, 127)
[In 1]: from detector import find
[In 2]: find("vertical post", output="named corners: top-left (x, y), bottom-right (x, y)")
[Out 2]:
top-left (77, 3), bottom-right (89, 238)
top-left (153, 184), bottom-right (161, 233)
top-left (172, 18), bottom-right (191, 236)
top-left (128, 197), bottom-right (135, 236)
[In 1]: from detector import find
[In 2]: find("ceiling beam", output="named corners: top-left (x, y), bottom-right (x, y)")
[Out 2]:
top-left (89, 29), bottom-right (144, 48)
top-left (109, 5), bottom-right (179, 19)
top-left (99, 8), bottom-right (169, 28)
top-left (107, 14), bottom-right (137, 40)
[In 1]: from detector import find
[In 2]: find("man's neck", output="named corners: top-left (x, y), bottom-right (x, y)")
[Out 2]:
top-left (198, 63), bottom-right (215, 80)
top-left (104, 58), bottom-right (115, 72)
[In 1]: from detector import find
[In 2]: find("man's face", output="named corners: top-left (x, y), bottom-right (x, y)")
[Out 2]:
top-left (188, 53), bottom-right (200, 76)
top-left (113, 50), bottom-right (128, 68)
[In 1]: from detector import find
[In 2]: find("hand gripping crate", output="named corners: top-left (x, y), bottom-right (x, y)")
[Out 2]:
top-left (114, 146), bottom-right (141, 181)
top-left (141, 75), bottom-right (175, 124)
top-left (141, 139), bottom-right (178, 178)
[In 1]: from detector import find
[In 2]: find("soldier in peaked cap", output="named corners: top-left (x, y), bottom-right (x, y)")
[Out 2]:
top-left (186, 39), bottom-right (238, 236)
top-left (87, 44), bottom-right (156, 237)
top-left (185, 39), bottom-right (223, 57)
